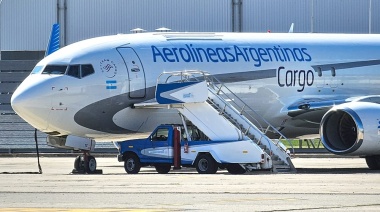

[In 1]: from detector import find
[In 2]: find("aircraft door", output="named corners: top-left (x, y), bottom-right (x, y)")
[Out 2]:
top-left (117, 47), bottom-right (146, 98)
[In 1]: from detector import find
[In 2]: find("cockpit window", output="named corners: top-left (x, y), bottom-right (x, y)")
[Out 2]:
top-left (67, 65), bottom-right (80, 78)
top-left (30, 66), bottom-right (43, 74)
top-left (81, 65), bottom-right (95, 78)
top-left (42, 65), bottom-right (67, 75)
top-left (66, 64), bottom-right (95, 79)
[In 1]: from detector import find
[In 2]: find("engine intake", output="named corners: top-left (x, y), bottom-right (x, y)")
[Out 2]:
top-left (320, 102), bottom-right (380, 156)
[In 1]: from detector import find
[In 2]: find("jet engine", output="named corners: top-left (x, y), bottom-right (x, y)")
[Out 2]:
top-left (320, 102), bottom-right (380, 156)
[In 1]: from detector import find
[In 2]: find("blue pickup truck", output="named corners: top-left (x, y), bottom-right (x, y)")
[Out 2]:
top-left (115, 124), bottom-right (271, 174)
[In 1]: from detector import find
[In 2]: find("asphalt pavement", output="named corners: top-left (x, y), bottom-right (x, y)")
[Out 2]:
top-left (0, 156), bottom-right (379, 211)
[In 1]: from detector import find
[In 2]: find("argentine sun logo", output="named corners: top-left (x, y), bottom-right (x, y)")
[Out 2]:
top-left (100, 59), bottom-right (117, 78)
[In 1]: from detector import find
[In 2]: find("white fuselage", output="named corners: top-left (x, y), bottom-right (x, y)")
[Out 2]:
top-left (11, 32), bottom-right (380, 141)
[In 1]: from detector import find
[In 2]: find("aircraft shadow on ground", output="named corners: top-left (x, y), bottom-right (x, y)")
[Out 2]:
top-left (97, 165), bottom-right (380, 175)
top-left (295, 168), bottom-right (380, 174)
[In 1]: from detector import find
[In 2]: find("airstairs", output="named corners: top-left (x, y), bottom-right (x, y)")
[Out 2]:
top-left (204, 74), bottom-right (295, 173)
top-left (136, 70), bottom-right (295, 173)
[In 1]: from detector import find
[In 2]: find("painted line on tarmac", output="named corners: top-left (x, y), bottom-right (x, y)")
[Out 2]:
top-left (0, 209), bottom-right (168, 212)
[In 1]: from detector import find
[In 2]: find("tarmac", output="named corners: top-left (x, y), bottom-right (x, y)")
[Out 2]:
top-left (0, 155), bottom-right (379, 211)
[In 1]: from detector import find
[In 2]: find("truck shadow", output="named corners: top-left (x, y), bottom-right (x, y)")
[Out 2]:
top-left (100, 166), bottom-right (380, 175)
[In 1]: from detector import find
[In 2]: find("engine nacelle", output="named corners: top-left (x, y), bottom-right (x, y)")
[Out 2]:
top-left (320, 102), bottom-right (380, 156)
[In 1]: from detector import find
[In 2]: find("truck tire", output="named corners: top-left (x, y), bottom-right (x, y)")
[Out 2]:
top-left (155, 164), bottom-right (171, 174)
top-left (124, 154), bottom-right (141, 174)
top-left (195, 154), bottom-right (218, 174)
top-left (226, 164), bottom-right (246, 174)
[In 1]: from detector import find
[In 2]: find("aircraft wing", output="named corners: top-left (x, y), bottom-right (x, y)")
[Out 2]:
top-left (286, 95), bottom-right (380, 124)
top-left (286, 98), bottom-right (349, 124)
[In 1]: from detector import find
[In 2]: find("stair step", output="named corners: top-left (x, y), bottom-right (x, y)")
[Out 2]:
top-left (272, 160), bottom-right (284, 165)
top-left (273, 164), bottom-right (291, 169)
top-left (274, 168), bottom-right (292, 173)
top-left (259, 144), bottom-right (266, 150)
top-left (247, 134), bottom-right (255, 140)
top-left (271, 155), bottom-right (279, 160)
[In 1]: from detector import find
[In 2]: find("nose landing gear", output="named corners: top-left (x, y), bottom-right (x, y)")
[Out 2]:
top-left (72, 151), bottom-right (102, 174)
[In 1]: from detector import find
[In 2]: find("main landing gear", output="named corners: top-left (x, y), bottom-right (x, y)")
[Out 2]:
top-left (72, 151), bottom-right (102, 174)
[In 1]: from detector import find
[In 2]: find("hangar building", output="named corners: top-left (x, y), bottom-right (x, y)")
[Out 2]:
top-left (0, 0), bottom-right (379, 60)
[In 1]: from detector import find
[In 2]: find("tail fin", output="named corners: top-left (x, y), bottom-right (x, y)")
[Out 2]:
top-left (45, 23), bottom-right (60, 57)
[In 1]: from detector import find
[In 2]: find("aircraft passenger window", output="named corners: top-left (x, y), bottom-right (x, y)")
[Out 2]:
top-left (42, 65), bottom-right (67, 75)
top-left (151, 128), bottom-right (169, 141)
top-left (81, 65), bottom-right (95, 78)
top-left (67, 65), bottom-right (80, 78)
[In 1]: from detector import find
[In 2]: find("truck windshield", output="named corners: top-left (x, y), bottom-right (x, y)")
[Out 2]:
top-left (151, 128), bottom-right (169, 141)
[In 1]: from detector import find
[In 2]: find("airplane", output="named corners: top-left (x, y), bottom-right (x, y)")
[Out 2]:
top-left (10, 27), bottom-right (380, 173)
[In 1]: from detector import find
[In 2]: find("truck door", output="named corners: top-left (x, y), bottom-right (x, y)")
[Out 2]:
top-left (117, 47), bottom-right (146, 98)
top-left (144, 127), bottom-right (170, 163)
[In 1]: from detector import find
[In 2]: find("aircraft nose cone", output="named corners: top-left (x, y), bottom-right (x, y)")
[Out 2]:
top-left (11, 88), bottom-right (34, 114)
top-left (11, 77), bottom-right (51, 130)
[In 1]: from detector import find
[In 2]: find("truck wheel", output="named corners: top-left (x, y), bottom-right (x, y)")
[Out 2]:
top-left (227, 164), bottom-right (246, 174)
top-left (124, 154), bottom-right (141, 174)
top-left (195, 154), bottom-right (218, 174)
top-left (155, 164), bottom-right (171, 174)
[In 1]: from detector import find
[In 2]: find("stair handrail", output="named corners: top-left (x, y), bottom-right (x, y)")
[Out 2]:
top-left (203, 74), bottom-right (295, 154)
top-left (207, 87), bottom-right (273, 152)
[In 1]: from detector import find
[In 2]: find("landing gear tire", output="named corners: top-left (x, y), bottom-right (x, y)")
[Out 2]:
top-left (74, 155), bottom-right (81, 171)
top-left (365, 155), bottom-right (380, 170)
top-left (155, 164), bottom-right (171, 174)
top-left (124, 154), bottom-right (141, 174)
top-left (195, 154), bottom-right (218, 174)
top-left (73, 155), bottom-right (97, 173)
top-left (227, 164), bottom-right (246, 174)
top-left (85, 155), bottom-right (97, 173)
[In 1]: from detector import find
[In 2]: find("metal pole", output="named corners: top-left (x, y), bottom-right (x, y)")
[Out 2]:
top-left (63, 0), bottom-right (67, 46)
top-left (238, 0), bottom-right (242, 32)
top-left (0, 0), bottom-right (3, 60)
top-left (311, 0), bottom-right (314, 33)
top-left (56, 0), bottom-right (59, 24)
top-left (231, 0), bottom-right (235, 32)
top-left (369, 0), bottom-right (372, 34)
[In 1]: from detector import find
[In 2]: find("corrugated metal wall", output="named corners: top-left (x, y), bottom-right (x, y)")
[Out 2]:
top-left (313, 0), bottom-right (370, 33)
top-left (242, 0), bottom-right (311, 33)
top-left (1, 0), bottom-right (379, 51)
top-left (372, 0), bottom-right (380, 33)
top-left (65, 0), bottom-right (232, 44)
top-left (0, 0), bottom-right (56, 50)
